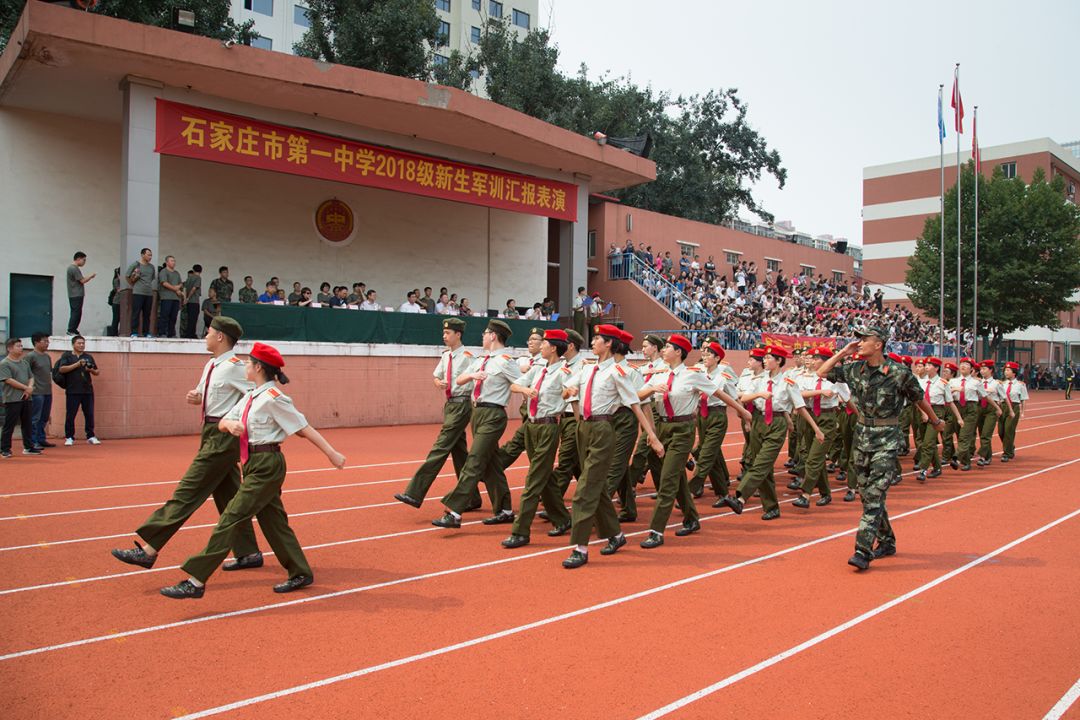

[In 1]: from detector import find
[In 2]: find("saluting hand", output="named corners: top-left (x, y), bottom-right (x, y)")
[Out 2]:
top-left (841, 340), bottom-right (860, 356)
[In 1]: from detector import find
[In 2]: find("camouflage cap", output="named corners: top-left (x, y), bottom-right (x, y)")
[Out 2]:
top-left (853, 324), bottom-right (889, 341)
top-left (442, 317), bottom-right (466, 333)
top-left (565, 329), bottom-right (585, 349)
top-left (210, 316), bottom-right (243, 341)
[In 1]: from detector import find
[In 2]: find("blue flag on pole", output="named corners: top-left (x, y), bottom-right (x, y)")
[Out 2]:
top-left (937, 86), bottom-right (946, 143)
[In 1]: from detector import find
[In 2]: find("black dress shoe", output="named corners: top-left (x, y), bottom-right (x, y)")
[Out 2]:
top-left (792, 496), bottom-right (810, 509)
top-left (537, 510), bottom-right (550, 521)
top-left (562, 550), bottom-right (588, 569)
top-left (674, 519), bottom-right (701, 537)
top-left (871, 544), bottom-right (896, 559)
top-left (617, 512), bottom-right (637, 522)
top-left (784, 459), bottom-right (795, 468)
top-left (949, 459), bottom-right (960, 470)
top-left (111, 541), bottom-right (156, 569)
top-left (843, 489), bottom-right (857, 502)
top-left (691, 489), bottom-right (704, 499)
top-left (547, 521), bottom-right (572, 537)
top-left (273, 575), bottom-right (314, 593)
top-left (761, 508), bottom-right (780, 520)
top-left (649, 493), bottom-right (658, 499)
top-left (600, 534), bottom-right (627, 555)
top-left (394, 493), bottom-right (423, 509)
top-left (501, 534), bottom-right (530, 549)
top-left (222, 552), bottom-right (264, 571)
top-left (815, 495), bottom-right (832, 507)
top-left (960, 463), bottom-right (971, 471)
top-left (837, 471), bottom-right (847, 482)
top-left (847, 553), bottom-right (871, 571)
top-left (711, 496), bottom-right (728, 508)
top-left (916, 471), bottom-right (927, 483)
top-left (722, 495), bottom-right (744, 515)
top-left (160, 579), bottom-right (204, 599)
top-left (826, 462), bottom-right (836, 472)
top-left (432, 512), bottom-right (461, 528)
top-left (482, 511), bottom-right (515, 525)
top-left (927, 468), bottom-right (942, 478)
top-left (975, 458), bottom-right (987, 467)
top-left (1000, 456), bottom-right (1010, 463)
top-left (786, 480), bottom-right (802, 491)
top-left (685, 457), bottom-right (696, 471)
top-left (640, 532), bottom-right (664, 549)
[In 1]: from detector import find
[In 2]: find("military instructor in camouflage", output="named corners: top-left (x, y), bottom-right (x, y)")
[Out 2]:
top-left (818, 324), bottom-right (943, 571)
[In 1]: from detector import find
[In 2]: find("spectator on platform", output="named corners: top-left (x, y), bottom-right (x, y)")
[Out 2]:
top-left (608, 243), bottom-right (621, 257)
top-left (297, 287), bottom-right (314, 307)
top-left (288, 282), bottom-right (303, 305)
top-left (201, 286), bottom-right (221, 330)
top-left (182, 265), bottom-right (202, 339)
top-left (126, 247), bottom-right (156, 338)
top-left (347, 282), bottom-right (365, 305)
top-left (316, 282), bottom-right (332, 305)
top-left (257, 281), bottom-right (279, 304)
top-left (238, 276), bottom-right (258, 304)
top-left (524, 303), bottom-right (544, 320)
top-left (328, 286), bottom-right (348, 308)
top-left (360, 289), bottom-right (380, 311)
top-left (541, 297), bottom-right (556, 317)
top-left (874, 288), bottom-right (884, 312)
top-left (447, 294), bottom-right (460, 313)
top-left (156, 255), bottom-right (184, 338)
top-left (276, 289), bottom-right (286, 303)
top-left (399, 291), bottom-right (424, 314)
top-left (419, 287), bottom-right (436, 314)
top-left (27, 332), bottom-right (53, 450)
top-left (0, 338), bottom-right (38, 458)
top-left (66, 251), bottom-right (95, 336)
top-left (435, 292), bottom-right (452, 314)
top-left (108, 267), bottom-right (122, 336)
top-left (459, 297), bottom-right (474, 317)
top-left (209, 266), bottom-right (233, 303)
top-left (57, 335), bottom-right (100, 446)
top-left (504, 299), bottom-right (520, 319)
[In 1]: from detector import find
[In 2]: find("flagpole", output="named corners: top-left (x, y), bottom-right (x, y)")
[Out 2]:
top-left (938, 84), bottom-right (945, 358)
top-left (973, 105), bottom-right (979, 362)
top-left (955, 64), bottom-right (962, 360)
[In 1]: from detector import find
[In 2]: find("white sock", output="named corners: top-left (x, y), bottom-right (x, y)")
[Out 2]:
top-left (575, 545), bottom-right (588, 554)
top-left (449, 510), bottom-right (461, 520)
top-left (188, 576), bottom-right (204, 588)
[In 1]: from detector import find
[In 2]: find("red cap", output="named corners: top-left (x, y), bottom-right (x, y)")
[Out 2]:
top-left (591, 292), bottom-right (601, 298)
top-left (901, 355), bottom-right (913, 366)
top-left (887, 352), bottom-right (903, 362)
top-left (809, 346), bottom-right (833, 359)
top-left (543, 329), bottom-right (568, 343)
top-left (618, 328), bottom-right (635, 345)
top-left (765, 345), bottom-right (791, 359)
top-left (667, 334), bottom-right (692, 354)
top-left (250, 342), bottom-right (284, 368)
top-left (924, 356), bottom-right (942, 367)
top-left (944, 361), bottom-right (959, 372)
top-left (959, 357), bottom-right (976, 366)
top-left (1005, 361), bottom-right (1019, 370)
top-left (594, 324), bottom-right (621, 340)
top-left (749, 347), bottom-right (767, 358)
top-left (980, 359), bottom-right (995, 368)
top-left (705, 341), bottom-right (725, 360)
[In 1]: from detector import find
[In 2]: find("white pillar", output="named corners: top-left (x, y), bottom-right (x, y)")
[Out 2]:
top-left (120, 77), bottom-right (162, 270)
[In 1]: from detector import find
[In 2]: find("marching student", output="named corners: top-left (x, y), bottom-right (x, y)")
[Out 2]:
top-left (952, 357), bottom-right (1000, 471)
top-left (622, 334), bottom-right (668, 520)
top-left (941, 361), bottom-right (962, 469)
top-left (160, 342), bottom-right (345, 599)
top-left (914, 356), bottom-right (963, 482)
top-left (791, 347), bottom-right (841, 508)
top-left (607, 329), bottom-right (644, 520)
top-left (543, 329), bottom-right (586, 534)
top-left (975, 359), bottom-right (1005, 466)
top-left (996, 361), bottom-right (1027, 461)
top-left (688, 341), bottom-right (738, 499)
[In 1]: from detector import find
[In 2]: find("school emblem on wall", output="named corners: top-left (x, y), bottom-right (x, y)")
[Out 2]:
top-left (315, 198), bottom-right (354, 246)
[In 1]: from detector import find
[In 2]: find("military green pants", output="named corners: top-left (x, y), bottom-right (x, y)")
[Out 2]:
top-left (740, 412), bottom-right (753, 468)
top-left (181, 450), bottom-right (310, 583)
top-left (136, 422), bottom-right (259, 557)
top-left (649, 419), bottom-right (699, 533)
top-left (899, 405), bottom-right (913, 452)
top-left (743, 409), bottom-right (764, 472)
top-left (628, 406), bottom-right (663, 487)
top-left (852, 442), bottom-right (897, 557)
top-left (917, 406), bottom-right (946, 472)
top-left (911, 409), bottom-right (926, 464)
top-left (550, 415), bottom-right (580, 499)
top-left (690, 410), bottom-right (729, 496)
top-left (608, 409), bottom-right (640, 510)
top-left (736, 413), bottom-right (784, 513)
top-left (942, 410), bottom-right (959, 463)
top-left (402, 400), bottom-right (478, 505)
top-left (997, 410), bottom-right (1019, 459)
top-left (442, 406), bottom-right (511, 515)
top-left (976, 403), bottom-right (999, 461)
top-left (787, 417), bottom-right (800, 463)
top-left (510, 421), bottom-right (570, 537)
top-left (829, 409), bottom-right (843, 464)
top-left (957, 402), bottom-right (979, 464)
top-left (569, 419), bottom-right (622, 547)
top-left (793, 414), bottom-right (813, 476)
top-left (799, 410), bottom-right (837, 498)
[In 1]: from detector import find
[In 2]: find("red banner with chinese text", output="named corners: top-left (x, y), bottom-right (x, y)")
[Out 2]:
top-left (761, 333), bottom-right (837, 353)
top-left (154, 99), bottom-right (578, 222)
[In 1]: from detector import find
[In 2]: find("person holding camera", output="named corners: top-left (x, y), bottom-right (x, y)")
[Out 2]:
top-left (58, 335), bottom-right (101, 446)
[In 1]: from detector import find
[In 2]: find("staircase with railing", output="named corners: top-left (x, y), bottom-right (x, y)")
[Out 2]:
top-left (607, 253), bottom-right (714, 325)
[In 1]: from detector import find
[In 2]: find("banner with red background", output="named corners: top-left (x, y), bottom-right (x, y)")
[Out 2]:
top-left (761, 333), bottom-right (837, 352)
top-left (155, 99), bottom-right (578, 222)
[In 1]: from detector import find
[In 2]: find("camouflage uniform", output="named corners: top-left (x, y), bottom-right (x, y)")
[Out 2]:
top-left (828, 354), bottom-right (923, 560)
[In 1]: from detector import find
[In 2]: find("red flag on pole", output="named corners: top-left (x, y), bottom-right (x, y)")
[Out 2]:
top-left (972, 111), bottom-right (981, 172)
top-left (951, 68), bottom-right (964, 133)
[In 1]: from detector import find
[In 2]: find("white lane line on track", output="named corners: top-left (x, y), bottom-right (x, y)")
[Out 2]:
top-left (2, 455), bottom-right (1076, 665)
top-left (635, 508), bottom-right (1080, 720)
top-left (1044, 677), bottom-right (1080, 720)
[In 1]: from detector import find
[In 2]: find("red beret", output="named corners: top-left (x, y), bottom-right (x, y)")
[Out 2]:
top-left (809, 346), bottom-right (833, 359)
top-left (595, 324), bottom-right (621, 340)
top-left (749, 347), bottom-right (767, 358)
top-left (1005, 361), bottom-right (1019, 370)
top-left (980, 359), bottom-right (995, 368)
top-left (887, 352), bottom-right (903, 362)
top-left (944, 361), bottom-right (959, 372)
top-left (924, 356), bottom-right (942, 367)
top-left (544, 329), bottom-right (568, 343)
top-left (618, 328), bottom-right (635, 345)
top-left (667, 334), bottom-right (692, 354)
top-left (959, 357), bottom-right (976, 366)
top-left (901, 355), bottom-right (913, 366)
top-left (705, 341), bottom-right (725, 360)
top-left (765, 345), bottom-right (791, 359)
top-left (250, 342), bottom-right (284, 368)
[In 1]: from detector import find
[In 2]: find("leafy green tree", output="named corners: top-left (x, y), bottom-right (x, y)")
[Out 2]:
top-left (0, 0), bottom-right (254, 53)
top-left (907, 164), bottom-right (1080, 355)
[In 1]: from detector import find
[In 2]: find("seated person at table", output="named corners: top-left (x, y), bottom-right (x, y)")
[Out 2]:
top-left (257, 282), bottom-right (278, 304)
top-left (399, 291), bottom-right (423, 313)
top-left (328, 286), bottom-right (348, 308)
top-left (316, 282), bottom-right (332, 304)
top-left (360, 290), bottom-right (380, 311)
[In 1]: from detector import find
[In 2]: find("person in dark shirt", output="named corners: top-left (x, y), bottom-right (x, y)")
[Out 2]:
top-left (209, 266), bottom-right (234, 303)
top-left (328, 286), bottom-right (348, 308)
top-left (58, 335), bottom-right (101, 445)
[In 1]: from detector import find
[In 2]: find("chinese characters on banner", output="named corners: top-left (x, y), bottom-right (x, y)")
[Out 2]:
top-left (154, 99), bottom-right (578, 222)
top-left (761, 334), bottom-right (838, 353)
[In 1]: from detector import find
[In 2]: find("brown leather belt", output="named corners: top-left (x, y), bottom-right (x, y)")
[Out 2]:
top-left (583, 414), bottom-right (614, 422)
top-left (563, 411), bottom-right (576, 419)
top-left (473, 402), bottom-right (505, 410)
top-left (204, 416), bottom-right (223, 424)
top-left (446, 396), bottom-right (470, 404)
top-left (248, 443), bottom-right (281, 454)
top-left (658, 414), bottom-right (695, 423)
top-left (528, 416), bottom-right (560, 425)
top-left (859, 417), bottom-right (899, 427)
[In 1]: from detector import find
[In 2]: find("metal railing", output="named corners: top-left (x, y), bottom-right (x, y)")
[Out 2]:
top-left (607, 253), bottom-right (715, 325)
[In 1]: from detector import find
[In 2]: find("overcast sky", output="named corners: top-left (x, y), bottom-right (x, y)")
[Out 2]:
top-left (539, 0), bottom-right (1079, 245)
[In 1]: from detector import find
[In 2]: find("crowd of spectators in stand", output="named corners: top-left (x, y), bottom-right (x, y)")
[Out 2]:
top-left (609, 239), bottom-right (957, 349)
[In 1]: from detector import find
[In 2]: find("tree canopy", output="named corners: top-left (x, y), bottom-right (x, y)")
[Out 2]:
top-left (906, 163), bottom-right (1080, 353)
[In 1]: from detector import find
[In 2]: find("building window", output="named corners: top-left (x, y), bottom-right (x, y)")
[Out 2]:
top-left (833, 271), bottom-right (845, 284)
top-left (800, 265), bottom-right (815, 277)
top-left (766, 258), bottom-right (780, 272)
top-left (512, 9), bottom-right (530, 29)
top-left (724, 251), bottom-right (740, 265)
top-left (433, 54), bottom-right (449, 67)
top-left (244, 0), bottom-right (273, 17)
top-left (1000, 161), bottom-right (1017, 179)
top-left (250, 35), bottom-right (272, 50)
top-left (489, 1), bottom-right (503, 18)
top-left (437, 20), bottom-right (450, 46)
top-left (678, 243), bottom-right (694, 258)
top-left (588, 230), bottom-right (597, 258)
top-left (472, 0), bottom-right (481, 9)
top-left (436, 0), bottom-right (451, 11)
top-left (294, 5), bottom-right (311, 27)
top-left (471, 25), bottom-right (481, 43)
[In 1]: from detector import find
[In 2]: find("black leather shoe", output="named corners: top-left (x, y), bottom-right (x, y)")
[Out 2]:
top-left (537, 510), bottom-right (550, 521)
top-left (562, 550), bottom-right (588, 569)
top-left (871, 544), bottom-right (896, 559)
top-left (976, 458), bottom-right (987, 466)
top-left (784, 459), bottom-right (795, 468)
top-left (949, 459), bottom-right (960, 470)
top-left (222, 552), bottom-right (264, 571)
top-left (826, 462), bottom-right (836, 472)
top-left (501, 534), bottom-right (529, 549)
top-left (674, 519), bottom-right (701, 537)
top-left (649, 493), bottom-right (658, 499)
top-left (691, 489), bottom-right (704, 499)
top-left (685, 457), bottom-right (696, 472)
top-left (640, 532), bottom-right (664, 549)
top-left (927, 468), bottom-right (942, 478)
top-left (722, 495), bottom-right (744, 515)
top-left (482, 511), bottom-right (515, 525)
top-left (394, 493), bottom-right (422, 509)
top-left (960, 463), bottom-right (971, 471)
top-left (837, 471), bottom-right (847, 482)
top-left (916, 471), bottom-right (927, 483)
top-left (786, 480), bottom-right (802, 491)
top-left (547, 521), bottom-right (572, 537)
top-left (432, 512), bottom-right (461, 529)
top-left (1000, 456), bottom-right (1010, 463)
top-left (889, 476), bottom-right (902, 486)
top-left (816, 495), bottom-right (832, 507)
top-left (847, 552), bottom-right (871, 571)
top-left (792, 496), bottom-right (810, 509)
top-left (111, 541), bottom-right (156, 569)
top-left (761, 508), bottom-right (780, 520)
top-left (600, 534), bottom-right (627, 555)
top-left (273, 575), bottom-right (314, 593)
top-left (160, 579), bottom-right (204, 599)
top-left (711, 496), bottom-right (728, 508)
top-left (843, 489), bottom-right (857, 502)
top-left (617, 512), bottom-right (637, 522)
